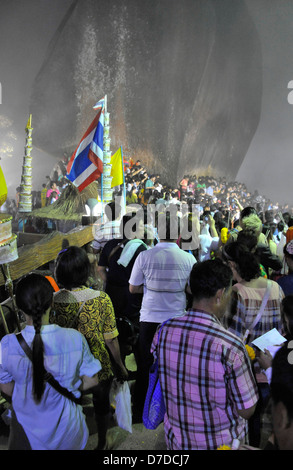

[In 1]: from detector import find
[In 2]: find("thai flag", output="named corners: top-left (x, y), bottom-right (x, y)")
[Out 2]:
top-left (66, 99), bottom-right (104, 192)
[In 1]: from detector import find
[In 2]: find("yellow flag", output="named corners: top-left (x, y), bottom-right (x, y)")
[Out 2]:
top-left (26, 114), bottom-right (32, 130)
top-left (0, 165), bottom-right (8, 207)
top-left (110, 147), bottom-right (124, 187)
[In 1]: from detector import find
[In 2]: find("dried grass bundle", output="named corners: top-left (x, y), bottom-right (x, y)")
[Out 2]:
top-left (31, 181), bottom-right (99, 221)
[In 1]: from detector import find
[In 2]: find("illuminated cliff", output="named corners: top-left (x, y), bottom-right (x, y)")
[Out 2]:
top-left (30, 0), bottom-right (262, 185)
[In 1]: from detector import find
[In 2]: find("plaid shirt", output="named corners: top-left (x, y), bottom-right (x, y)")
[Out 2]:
top-left (151, 310), bottom-right (258, 450)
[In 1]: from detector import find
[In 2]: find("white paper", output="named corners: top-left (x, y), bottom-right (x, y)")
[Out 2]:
top-left (251, 328), bottom-right (286, 352)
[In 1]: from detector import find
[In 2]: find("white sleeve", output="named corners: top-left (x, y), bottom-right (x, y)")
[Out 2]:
top-left (129, 252), bottom-right (145, 286)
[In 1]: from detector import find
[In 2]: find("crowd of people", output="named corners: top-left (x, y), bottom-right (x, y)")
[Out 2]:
top-left (122, 159), bottom-right (292, 218)
top-left (2, 154), bottom-right (293, 236)
top-left (1, 156), bottom-right (293, 450)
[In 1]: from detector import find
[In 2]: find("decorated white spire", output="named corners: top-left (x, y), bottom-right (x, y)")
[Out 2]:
top-left (100, 95), bottom-right (113, 203)
top-left (18, 114), bottom-right (33, 213)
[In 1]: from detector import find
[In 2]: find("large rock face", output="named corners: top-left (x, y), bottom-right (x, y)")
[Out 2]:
top-left (30, 0), bottom-right (262, 185)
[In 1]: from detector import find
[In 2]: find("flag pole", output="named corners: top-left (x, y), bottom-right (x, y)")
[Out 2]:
top-left (121, 146), bottom-right (126, 215)
top-left (101, 95), bottom-right (107, 223)
top-left (101, 173), bottom-right (104, 223)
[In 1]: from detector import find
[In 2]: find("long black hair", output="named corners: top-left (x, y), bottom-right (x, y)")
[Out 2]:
top-left (54, 246), bottom-right (90, 289)
top-left (15, 273), bottom-right (54, 402)
top-left (222, 241), bottom-right (261, 282)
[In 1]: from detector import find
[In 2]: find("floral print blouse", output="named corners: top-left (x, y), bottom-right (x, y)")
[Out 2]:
top-left (51, 286), bottom-right (118, 382)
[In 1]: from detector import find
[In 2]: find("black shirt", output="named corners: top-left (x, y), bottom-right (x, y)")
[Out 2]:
top-left (99, 238), bottom-right (147, 319)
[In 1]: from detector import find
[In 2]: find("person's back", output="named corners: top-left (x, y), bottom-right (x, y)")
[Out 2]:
top-left (152, 259), bottom-right (258, 450)
top-left (98, 212), bottom-right (148, 324)
top-left (92, 201), bottom-right (122, 253)
top-left (129, 212), bottom-right (196, 420)
top-left (222, 241), bottom-right (284, 343)
top-left (156, 312), bottom-right (255, 450)
top-left (130, 210), bottom-right (195, 322)
top-left (229, 278), bottom-right (284, 343)
top-left (131, 241), bottom-right (195, 322)
top-left (222, 241), bottom-right (283, 446)
top-left (0, 273), bottom-right (100, 450)
top-left (1, 325), bottom-right (96, 450)
top-left (52, 245), bottom-right (128, 449)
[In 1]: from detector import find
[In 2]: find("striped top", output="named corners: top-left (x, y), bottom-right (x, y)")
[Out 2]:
top-left (129, 242), bottom-right (195, 323)
top-left (226, 281), bottom-right (284, 381)
top-left (151, 310), bottom-right (258, 450)
top-left (92, 219), bottom-right (121, 251)
top-left (227, 281), bottom-right (284, 343)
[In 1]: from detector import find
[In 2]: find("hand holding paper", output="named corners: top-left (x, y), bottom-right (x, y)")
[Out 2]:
top-left (251, 328), bottom-right (286, 353)
top-left (257, 348), bottom-right (273, 371)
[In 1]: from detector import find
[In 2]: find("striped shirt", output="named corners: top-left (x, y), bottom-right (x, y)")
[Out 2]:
top-left (226, 281), bottom-right (284, 381)
top-left (227, 281), bottom-right (284, 343)
top-left (129, 242), bottom-right (195, 323)
top-left (92, 219), bottom-right (121, 251)
top-left (151, 310), bottom-right (258, 450)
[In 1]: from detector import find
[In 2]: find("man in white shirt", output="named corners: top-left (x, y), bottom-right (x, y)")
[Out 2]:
top-left (129, 211), bottom-right (195, 420)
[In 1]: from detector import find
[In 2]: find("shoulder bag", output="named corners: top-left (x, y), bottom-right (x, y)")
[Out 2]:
top-left (242, 281), bottom-right (272, 344)
top-left (142, 320), bottom-right (169, 430)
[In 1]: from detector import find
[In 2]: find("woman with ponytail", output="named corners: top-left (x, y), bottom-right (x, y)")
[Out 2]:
top-left (0, 273), bottom-right (101, 450)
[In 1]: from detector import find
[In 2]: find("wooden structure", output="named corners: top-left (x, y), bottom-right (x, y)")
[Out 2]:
top-left (0, 224), bottom-right (94, 286)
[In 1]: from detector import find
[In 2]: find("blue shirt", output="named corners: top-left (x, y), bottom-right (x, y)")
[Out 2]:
top-left (277, 273), bottom-right (293, 296)
top-left (145, 179), bottom-right (154, 188)
top-left (0, 324), bottom-right (101, 450)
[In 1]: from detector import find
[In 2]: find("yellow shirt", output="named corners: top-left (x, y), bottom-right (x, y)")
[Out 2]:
top-left (41, 188), bottom-right (47, 207)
